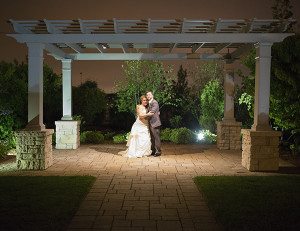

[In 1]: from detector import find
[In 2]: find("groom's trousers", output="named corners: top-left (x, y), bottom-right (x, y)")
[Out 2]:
top-left (149, 125), bottom-right (161, 154)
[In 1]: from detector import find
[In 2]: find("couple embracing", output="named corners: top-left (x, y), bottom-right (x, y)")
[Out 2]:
top-left (122, 91), bottom-right (161, 158)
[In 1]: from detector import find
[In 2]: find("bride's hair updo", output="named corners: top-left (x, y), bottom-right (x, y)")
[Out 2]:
top-left (140, 95), bottom-right (147, 104)
top-left (140, 95), bottom-right (149, 108)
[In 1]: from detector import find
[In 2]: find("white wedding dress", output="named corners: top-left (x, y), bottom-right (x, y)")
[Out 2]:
top-left (121, 105), bottom-right (152, 158)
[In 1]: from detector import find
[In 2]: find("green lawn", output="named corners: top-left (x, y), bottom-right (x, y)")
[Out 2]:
top-left (194, 176), bottom-right (300, 231)
top-left (0, 176), bottom-right (96, 231)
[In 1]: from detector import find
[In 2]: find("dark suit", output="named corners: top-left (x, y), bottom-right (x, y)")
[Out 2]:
top-left (148, 99), bottom-right (161, 154)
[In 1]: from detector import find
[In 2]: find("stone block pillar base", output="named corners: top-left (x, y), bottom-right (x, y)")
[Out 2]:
top-left (216, 120), bottom-right (242, 150)
top-left (55, 120), bottom-right (80, 149)
top-left (15, 129), bottom-right (54, 170)
top-left (242, 129), bottom-right (281, 171)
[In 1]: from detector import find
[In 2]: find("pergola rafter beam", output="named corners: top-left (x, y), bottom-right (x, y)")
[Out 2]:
top-left (7, 33), bottom-right (292, 44)
top-left (192, 43), bottom-right (204, 53)
top-left (44, 19), bottom-right (55, 33)
top-left (69, 53), bottom-right (223, 61)
top-left (121, 43), bottom-right (129, 53)
top-left (94, 43), bottom-right (105, 53)
top-left (9, 19), bottom-right (32, 33)
top-left (214, 43), bottom-right (231, 53)
top-left (169, 43), bottom-right (176, 53)
top-left (113, 18), bottom-right (118, 33)
top-left (44, 44), bottom-right (68, 59)
top-left (7, 18), bottom-right (295, 61)
top-left (66, 43), bottom-right (82, 53)
top-left (230, 44), bottom-right (254, 59)
top-left (78, 19), bottom-right (86, 34)
top-left (147, 18), bottom-right (151, 33)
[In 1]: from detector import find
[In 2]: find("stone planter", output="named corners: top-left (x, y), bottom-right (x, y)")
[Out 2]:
top-left (15, 129), bottom-right (54, 170)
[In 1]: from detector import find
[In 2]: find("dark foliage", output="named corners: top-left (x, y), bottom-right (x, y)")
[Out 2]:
top-left (169, 127), bottom-right (195, 144)
top-left (73, 81), bottom-right (107, 130)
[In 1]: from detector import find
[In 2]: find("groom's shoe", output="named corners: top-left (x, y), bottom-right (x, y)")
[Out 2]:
top-left (153, 152), bottom-right (161, 157)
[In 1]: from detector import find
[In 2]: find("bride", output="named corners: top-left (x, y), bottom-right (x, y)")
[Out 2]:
top-left (122, 95), bottom-right (153, 158)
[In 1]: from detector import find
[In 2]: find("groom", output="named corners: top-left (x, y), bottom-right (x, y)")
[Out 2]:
top-left (146, 91), bottom-right (161, 157)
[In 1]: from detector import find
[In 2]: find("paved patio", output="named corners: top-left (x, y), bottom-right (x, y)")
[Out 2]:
top-left (0, 143), bottom-right (296, 231)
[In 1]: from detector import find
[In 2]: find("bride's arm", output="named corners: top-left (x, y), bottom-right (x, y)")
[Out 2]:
top-left (137, 105), bottom-right (146, 118)
top-left (137, 105), bottom-right (152, 118)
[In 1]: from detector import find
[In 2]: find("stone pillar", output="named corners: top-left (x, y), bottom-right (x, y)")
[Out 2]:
top-left (242, 42), bottom-right (281, 172)
top-left (55, 59), bottom-right (80, 149)
top-left (217, 121), bottom-right (242, 150)
top-left (61, 59), bottom-right (73, 121)
top-left (26, 43), bottom-right (45, 131)
top-left (55, 121), bottom-right (80, 149)
top-left (242, 129), bottom-right (281, 171)
top-left (15, 130), bottom-right (54, 170)
top-left (217, 62), bottom-right (242, 150)
top-left (14, 43), bottom-right (54, 170)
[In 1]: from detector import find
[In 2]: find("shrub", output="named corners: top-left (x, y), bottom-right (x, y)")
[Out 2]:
top-left (197, 130), bottom-right (217, 144)
top-left (103, 131), bottom-right (116, 141)
top-left (203, 130), bottom-right (217, 144)
top-left (73, 114), bottom-right (86, 131)
top-left (160, 128), bottom-right (172, 141)
top-left (80, 131), bottom-right (87, 143)
top-left (170, 127), bottom-right (195, 144)
top-left (0, 110), bottom-right (15, 149)
top-left (0, 141), bottom-right (10, 159)
top-left (113, 133), bottom-right (129, 144)
top-left (81, 131), bottom-right (104, 144)
top-left (52, 132), bottom-right (56, 145)
top-left (170, 115), bottom-right (183, 128)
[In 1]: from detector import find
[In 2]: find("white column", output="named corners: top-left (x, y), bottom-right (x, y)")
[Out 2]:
top-left (252, 42), bottom-right (272, 131)
top-left (56, 60), bottom-right (80, 149)
top-left (26, 43), bottom-right (45, 130)
top-left (223, 63), bottom-right (235, 121)
top-left (61, 59), bottom-right (73, 120)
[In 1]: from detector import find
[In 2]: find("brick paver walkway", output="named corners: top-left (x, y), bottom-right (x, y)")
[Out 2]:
top-left (1, 143), bottom-right (293, 231)
top-left (62, 144), bottom-right (246, 231)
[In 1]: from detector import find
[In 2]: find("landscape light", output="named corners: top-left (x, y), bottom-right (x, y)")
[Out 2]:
top-left (197, 131), bottom-right (205, 141)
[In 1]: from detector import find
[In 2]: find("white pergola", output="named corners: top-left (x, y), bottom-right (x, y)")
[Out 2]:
top-left (8, 18), bottom-right (294, 171)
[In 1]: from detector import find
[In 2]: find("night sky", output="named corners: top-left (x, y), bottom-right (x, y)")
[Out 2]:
top-left (0, 0), bottom-right (299, 92)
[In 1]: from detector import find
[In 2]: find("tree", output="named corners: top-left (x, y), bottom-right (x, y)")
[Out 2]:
top-left (107, 94), bottom-right (136, 131)
top-left (171, 65), bottom-right (191, 113)
top-left (43, 65), bottom-right (62, 128)
top-left (73, 81), bottom-right (107, 129)
top-left (115, 60), bottom-right (175, 115)
top-left (188, 61), bottom-right (224, 120)
top-left (189, 61), bottom-right (224, 96)
top-left (272, 0), bottom-right (295, 32)
top-left (167, 65), bottom-right (202, 129)
top-left (173, 65), bottom-right (189, 98)
top-left (270, 34), bottom-right (300, 129)
top-left (199, 80), bottom-right (224, 132)
top-left (0, 61), bottom-right (28, 129)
